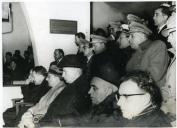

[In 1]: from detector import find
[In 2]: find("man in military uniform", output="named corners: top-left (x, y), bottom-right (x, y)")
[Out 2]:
top-left (126, 21), bottom-right (169, 87)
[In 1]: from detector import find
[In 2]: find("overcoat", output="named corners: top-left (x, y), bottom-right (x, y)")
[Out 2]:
top-left (126, 39), bottom-right (169, 87)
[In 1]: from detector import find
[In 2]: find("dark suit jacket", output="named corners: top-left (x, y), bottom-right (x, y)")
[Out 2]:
top-left (116, 109), bottom-right (172, 127)
top-left (90, 46), bottom-right (122, 84)
top-left (21, 80), bottom-right (50, 104)
top-left (50, 59), bottom-right (62, 67)
top-left (79, 107), bottom-right (172, 127)
top-left (50, 92), bottom-right (120, 127)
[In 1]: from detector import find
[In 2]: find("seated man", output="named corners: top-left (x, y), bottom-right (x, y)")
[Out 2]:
top-left (58, 63), bottom-right (120, 127)
top-left (18, 65), bottom-right (65, 128)
top-left (115, 71), bottom-right (172, 127)
top-left (9, 60), bottom-right (24, 80)
top-left (78, 76), bottom-right (119, 126)
top-left (22, 66), bottom-right (50, 104)
top-left (40, 54), bottom-right (91, 124)
top-left (50, 49), bottom-right (64, 67)
top-left (3, 66), bottom-right (50, 127)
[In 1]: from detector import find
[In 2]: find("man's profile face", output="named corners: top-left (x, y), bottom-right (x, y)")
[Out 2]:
top-left (62, 67), bottom-right (79, 84)
top-left (117, 79), bottom-right (151, 119)
top-left (153, 8), bottom-right (168, 27)
top-left (88, 80), bottom-right (110, 105)
top-left (54, 50), bottom-right (62, 61)
top-left (129, 33), bottom-right (143, 49)
top-left (6, 54), bottom-right (11, 63)
top-left (83, 45), bottom-right (93, 57)
top-left (32, 71), bottom-right (44, 85)
top-left (78, 44), bottom-right (85, 53)
top-left (46, 73), bottom-right (61, 87)
top-left (10, 61), bottom-right (16, 70)
top-left (92, 39), bottom-right (105, 54)
top-left (118, 32), bottom-right (130, 49)
top-left (75, 36), bottom-right (81, 46)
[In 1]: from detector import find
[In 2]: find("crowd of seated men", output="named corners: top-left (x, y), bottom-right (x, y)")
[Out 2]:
top-left (3, 2), bottom-right (176, 127)
top-left (3, 45), bottom-right (35, 84)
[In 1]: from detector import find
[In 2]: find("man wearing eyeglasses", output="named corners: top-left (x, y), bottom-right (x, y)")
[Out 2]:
top-left (115, 71), bottom-right (172, 127)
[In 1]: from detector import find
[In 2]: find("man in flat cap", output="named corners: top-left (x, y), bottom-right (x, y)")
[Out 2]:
top-left (126, 21), bottom-right (169, 87)
top-left (78, 76), bottom-right (119, 126)
top-left (40, 54), bottom-right (91, 125)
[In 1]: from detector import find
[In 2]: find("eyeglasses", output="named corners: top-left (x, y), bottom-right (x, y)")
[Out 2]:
top-left (116, 93), bottom-right (146, 100)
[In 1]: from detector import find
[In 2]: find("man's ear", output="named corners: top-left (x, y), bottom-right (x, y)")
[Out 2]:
top-left (105, 86), bottom-right (117, 96)
top-left (145, 93), bottom-right (151, 104)
top-left (163, 15), bottom-right (168, 21)
top-left (104, 87), bottom-right (112, 96)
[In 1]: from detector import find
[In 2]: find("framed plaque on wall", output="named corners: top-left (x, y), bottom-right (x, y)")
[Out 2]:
top-left (50, 19), bottom-right (77, 34)
top-left (2, 2), bottom-right (11, 22)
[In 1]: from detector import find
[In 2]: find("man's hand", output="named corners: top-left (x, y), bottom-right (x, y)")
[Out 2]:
top-left (18, 120), bottom-right (35, 128)
top-left (18, 111), bottom-right (35, 128)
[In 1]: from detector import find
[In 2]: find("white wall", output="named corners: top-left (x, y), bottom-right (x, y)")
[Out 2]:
top-left (2, 2), bottom-right (31, 59)
top-left (93, 2), bottom-right (125, 32)
top-left (21, 2), bottom-right (90, 69)
top-left (3, 86), bottom-right (23, 112)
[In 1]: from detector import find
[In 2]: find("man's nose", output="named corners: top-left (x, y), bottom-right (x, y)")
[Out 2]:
top-left (88, 87), bottom-right (93, 94)
top-left (62, 72), bottom-right (65, 78)
top-left (117, 37), bottom-right (121, 43)
top-left (117, 96), bottom-right (124, 107)
top-left (153, 15), bottom-right (156, 21)
top-left (46, 76), bottom-right (49, 81)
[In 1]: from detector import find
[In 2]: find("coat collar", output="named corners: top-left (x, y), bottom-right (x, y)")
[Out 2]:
top-left (158, 24), bottom-right (167, 33)
top-left (91, 92), bottom-right (118, 116)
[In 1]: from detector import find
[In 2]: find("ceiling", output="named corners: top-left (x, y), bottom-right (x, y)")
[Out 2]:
top-left (105, 2), bottom-right (163, 19)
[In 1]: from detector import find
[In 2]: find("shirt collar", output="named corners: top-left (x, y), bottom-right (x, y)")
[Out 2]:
top-left (158, 24), bottom-right (167, 33)
top-left (56, 58), bottom-right (62, 64)
top-left (87, 54), bottom-right (93, 63)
